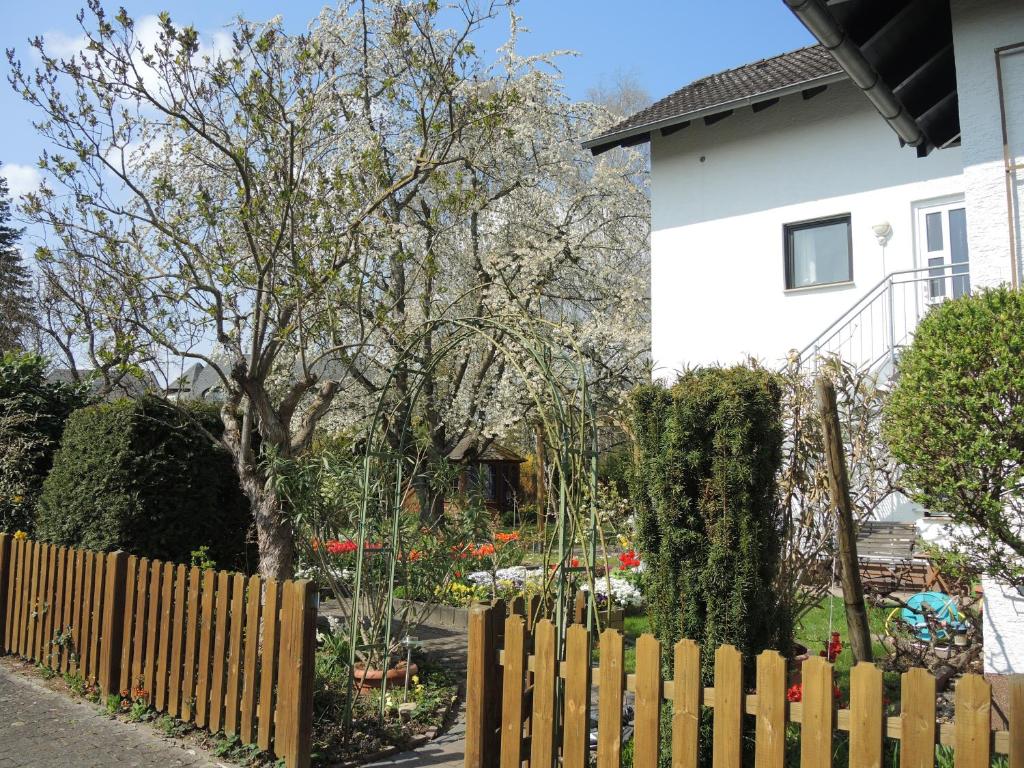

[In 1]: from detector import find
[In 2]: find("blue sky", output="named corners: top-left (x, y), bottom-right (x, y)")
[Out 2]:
top-left (1, 1), bottom-right (814, 198)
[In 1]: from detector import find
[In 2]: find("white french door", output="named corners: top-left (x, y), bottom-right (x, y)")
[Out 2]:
top-left (915, 199), bottom-right (970, 302)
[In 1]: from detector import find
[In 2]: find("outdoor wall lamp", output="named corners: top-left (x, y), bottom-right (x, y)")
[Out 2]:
top-left (872, 221), bottom-right (893, 247)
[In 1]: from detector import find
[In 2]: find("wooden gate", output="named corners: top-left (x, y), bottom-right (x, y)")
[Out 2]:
top-left (465, 601), bottom-right (1024, 768)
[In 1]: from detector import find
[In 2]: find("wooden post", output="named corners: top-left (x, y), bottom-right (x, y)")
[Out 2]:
top-left (276, 579), bottom-right (316, 768)
top-left (816, 376), bottom-right (873, 663)
top-left (466, 604), bottom-right (497, 768)
top-left (99, 550), bottom-right (128, 696)
top-left (0, 534), bottom-right (10, 652)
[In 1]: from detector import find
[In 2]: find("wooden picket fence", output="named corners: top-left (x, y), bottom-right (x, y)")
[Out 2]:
top-left (0, 534), bottom-right (315, 768)
top-left (465, 601), bottom-right (1024, 768)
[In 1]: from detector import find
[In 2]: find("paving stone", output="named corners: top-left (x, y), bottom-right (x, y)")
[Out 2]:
top-left (0, 660), bottom-right (238, 768)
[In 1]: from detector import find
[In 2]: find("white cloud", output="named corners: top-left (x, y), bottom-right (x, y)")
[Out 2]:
top-left (3, 164), bottom-right (42, 199)
top-left (41, 30), bottom-right (89, 60)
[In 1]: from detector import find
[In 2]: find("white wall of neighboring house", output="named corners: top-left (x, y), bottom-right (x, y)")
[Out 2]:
top-left (649, 80), bottom-right (963, 376)
top-left (951, 0), bottom-right (1024, 289)
top-left (948, 0), bottom-right (1024, 678)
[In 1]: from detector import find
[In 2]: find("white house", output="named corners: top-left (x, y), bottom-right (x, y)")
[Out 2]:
top-left (586, 0), bottom-right (1024, 696)
top-left (586, 0), bottom-right (1023, 379)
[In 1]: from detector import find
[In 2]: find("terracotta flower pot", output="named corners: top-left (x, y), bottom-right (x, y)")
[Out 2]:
top-left (353, 661), bottom-right (418, 694)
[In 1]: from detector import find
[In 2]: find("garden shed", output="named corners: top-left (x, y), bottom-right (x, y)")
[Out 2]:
top-left (447, 436), bottom-right (524, 514)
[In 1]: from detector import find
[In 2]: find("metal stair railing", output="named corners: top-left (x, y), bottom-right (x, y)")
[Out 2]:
top-left (795, 262), bottom-right (970, 373)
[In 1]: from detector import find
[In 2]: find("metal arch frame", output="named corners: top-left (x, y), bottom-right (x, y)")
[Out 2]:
top-left (337, 313), bottom-right (604, 731)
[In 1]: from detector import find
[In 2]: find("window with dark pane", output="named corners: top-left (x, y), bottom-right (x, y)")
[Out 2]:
top-left (784, 215), bottom-right (852, 289)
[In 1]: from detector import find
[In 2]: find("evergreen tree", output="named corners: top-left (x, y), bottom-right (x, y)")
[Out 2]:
top-left (0, 164), bottom-right (33, 351)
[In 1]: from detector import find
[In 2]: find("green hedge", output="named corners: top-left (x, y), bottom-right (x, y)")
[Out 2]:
top-left (36, 395), bottom-right (253, 570)
top-left (630, 366), bottom-right (789, 683)
top-left (0, 353), bottom-right (90, 534)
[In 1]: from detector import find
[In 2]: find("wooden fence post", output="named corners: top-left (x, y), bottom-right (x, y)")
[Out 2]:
top-left (276, 579), bottom-right (316, 768)
top-left (99, 550), bottom-right (128, 696)
top-left (816, 375), bottom-right (873, 663)
top-left (465, 604), bottom-right (497, 768)
top-left (0, 534), bottom-right (10, 652)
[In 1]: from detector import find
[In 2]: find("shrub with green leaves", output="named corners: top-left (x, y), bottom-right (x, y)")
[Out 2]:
top-left (884, 286), bottom-right (1024, 585)
top-left (36, 395), bottom-right (253, 570)
top-left (629, 366), bottom-right (789, 682)
top-left (0, 352), bottom-right (90, 533)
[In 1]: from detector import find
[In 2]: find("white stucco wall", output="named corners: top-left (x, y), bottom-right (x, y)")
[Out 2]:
top-left (982, 576), bottom-right (1024, 674)
top-left (650, 80), bottom-right (963, 374)
top-left (951, 0), bottom-right (1024, 288)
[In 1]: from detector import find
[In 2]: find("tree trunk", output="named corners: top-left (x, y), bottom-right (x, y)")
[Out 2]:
top-left (251, 484), bottom-right (295, 580)
top-left (816, 376), bottom-right (873, 663)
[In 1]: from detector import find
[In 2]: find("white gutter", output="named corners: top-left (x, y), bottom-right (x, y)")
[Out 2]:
top-left (784, 0), bottom-right (926, 148)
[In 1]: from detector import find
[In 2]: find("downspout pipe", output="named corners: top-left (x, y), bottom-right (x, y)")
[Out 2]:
top-left (785, 0), bottom-right (927, 149)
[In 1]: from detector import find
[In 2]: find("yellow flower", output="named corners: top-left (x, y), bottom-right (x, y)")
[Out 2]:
top-left (411, 675), bottom-right (420, 686)
top-left (13, 530), bottom-right (27, 540)
top-left (12, 495), bottom-right (24, 505)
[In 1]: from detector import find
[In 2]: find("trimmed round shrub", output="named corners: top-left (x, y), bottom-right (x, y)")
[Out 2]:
top-left (36, 395), bottom-right (253, 570)
top-left (884, 286), bottom-right (1024, 583)
top-left (629, 366), bottom-right (789, 681)
top-left (0, 352), bottom-right (90, 534)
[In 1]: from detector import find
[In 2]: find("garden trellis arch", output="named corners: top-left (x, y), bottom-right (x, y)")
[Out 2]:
top-left (335, 313), bottom-right (610, 726)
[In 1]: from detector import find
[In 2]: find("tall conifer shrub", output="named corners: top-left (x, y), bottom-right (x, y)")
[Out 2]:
top-left (630, 366), bottom-right (789, 683)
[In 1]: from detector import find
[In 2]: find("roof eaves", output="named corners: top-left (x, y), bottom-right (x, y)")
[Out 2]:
top-left (583, 70), bottom-right (848, 154)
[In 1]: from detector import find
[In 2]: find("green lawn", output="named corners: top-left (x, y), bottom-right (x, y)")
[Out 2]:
top-left (619, 597), bottom-right (896, 695)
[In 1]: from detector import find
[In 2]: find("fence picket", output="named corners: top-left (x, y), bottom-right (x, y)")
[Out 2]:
top-left (88, 551), bottom-right (106, 684)
top-left (800, 656), bottom-right (832, 768)
top-left (52, 547), bottom-right (67, 668)
top-left (143, 560), bottom-right (162, 701)
top-left (499, 615), bottom-right (527, 768)
top-left (156, 561), bottom-right (175, 710)
top-left (225, 573), bottom-right (246, 736)
top-left (256, 578), bottom-right (281, 752)
top-left (195, 568), bottom-right (216, 728)
top-left (1011, 675), bottom-right (1023, 768)
top-left (40, 544), bottom-right (55, 663)
top-left (131, 558), bottom-right (150, 692)
top-left (529, 619), bottom-right (557, 768)
top-left (239, 574), bottom-right (262, 745)
top-left (900, 668), bottom-right (936, 768)
top-left (118, 555), bottom-right (138, 690)
top-left (635, 634), bottom-right (662, 768)
top-left (59, 547), bottom-right (75, 673)
top-left (713, 644), bottom-right (742, 768)
top-left (672, 639), bottom-right (701, 768)
top-left (70, 548), bottom-right (85, 673)
top-left (42, 546), bottom-right (60, 667)
top-left (4, 538), bottom-right (20, 653)
top-left (755, 650), bottom-right (786, 768)
top-left (168, 563), bottom-right (187, 718)
top-left (849, 662), bottom-right (883, 768)
top-left (180, 566), bottom-right (202, 721)
top-left (274, 580), bottom-right (315, 768)
top-left (0, 536), bottom-right (9, 651)
top-left (597, 629), bottom-right (625, 768)
top-left (99, 551), bottom-right (127, 696)
top-left (78, 550), bottom-right (95, 678)
top-left (563, 624), bottom-right (591, 768)
top-left (210, 570), bottom-right (231, 733)
top-left (465, 604), bottom-right (494, 768)
top-left (24, 541), bottom-right (40, 658)
top-left (954, 674), bottom-right (990, 768)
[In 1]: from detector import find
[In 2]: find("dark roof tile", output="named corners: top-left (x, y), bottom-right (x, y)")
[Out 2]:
top-left (585, 44), bottom-right (844, 150)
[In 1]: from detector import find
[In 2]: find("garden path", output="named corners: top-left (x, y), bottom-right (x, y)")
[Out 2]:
top-left (317, 607), bottom-right (469, 768)
top-left (0, 658), bottom-right (238, 768)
